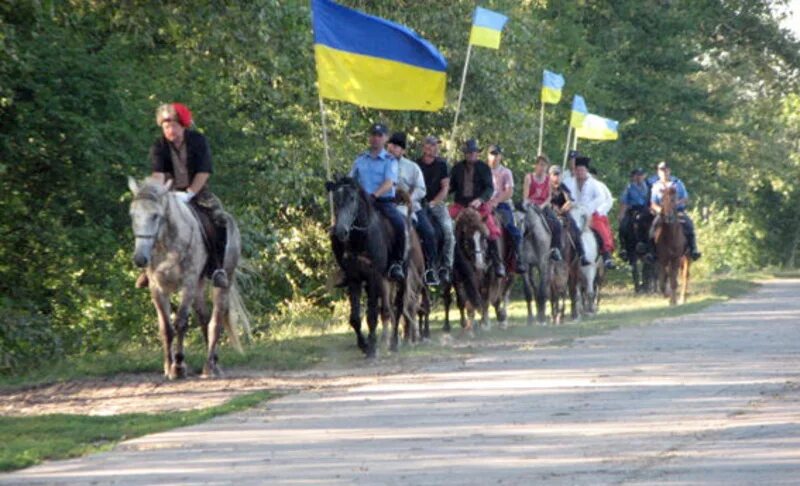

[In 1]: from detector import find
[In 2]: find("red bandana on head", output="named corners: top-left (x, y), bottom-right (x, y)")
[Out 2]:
top-left (172, 103), bottom-right (193, 128)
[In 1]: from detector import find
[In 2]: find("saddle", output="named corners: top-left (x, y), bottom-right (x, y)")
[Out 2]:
top-left (188, 200), bottom-right (226, 278)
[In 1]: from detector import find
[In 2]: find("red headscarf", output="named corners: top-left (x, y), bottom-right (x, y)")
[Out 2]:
top-left (172, 102), bottom-right (193, 128)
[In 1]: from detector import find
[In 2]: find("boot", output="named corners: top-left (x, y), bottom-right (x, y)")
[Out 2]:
top-left (212, 269), bottom-right (229, 288)
top-left (438, 266), bottom-right (451, 285)
top-left (550, 247), bottom-right (563, 262)
top-left (602, 252), bottom-right (616, 270)
top-left (687, 233), bottom-right (702, 261)
top-left (135, 271), bottom-right (149, 289)
top-left (488, 240), bottom-right (507, 277)
top-left (388, 262), bottom-right (405, 282)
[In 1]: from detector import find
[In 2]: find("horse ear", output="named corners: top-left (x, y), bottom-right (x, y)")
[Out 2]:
top-left (164, 178), bottom-right (173, 191)
top-left (325, 181), bottom-right (336, 192)
top-left (127, 176), bottom-right (139, 194)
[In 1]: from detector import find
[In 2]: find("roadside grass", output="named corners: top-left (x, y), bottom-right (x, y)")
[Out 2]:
top-left (1, 274), bottom-right (758, 389)
top-left (0, 274), bottom-right (759, 473)
top-left (0, 390), bottom-right (274, 472)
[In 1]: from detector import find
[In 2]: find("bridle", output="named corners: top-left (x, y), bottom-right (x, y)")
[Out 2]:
top-left (133, 192), bottom-right (165, 241)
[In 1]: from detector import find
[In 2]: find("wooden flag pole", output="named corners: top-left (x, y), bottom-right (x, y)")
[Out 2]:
top-left (318, 94), bottom-right (335, 226)
top-left (562, 125), bottom-right (573, 170)
top-left (537, 102), bottom-right (546, 156)
top-left (449, 43), bottom-right (473, 152)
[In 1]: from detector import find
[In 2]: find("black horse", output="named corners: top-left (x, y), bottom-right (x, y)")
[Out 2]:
top-left (327, 176), bottom-right (394, 358)
top-left (620, 206), bottom-right (657, 294)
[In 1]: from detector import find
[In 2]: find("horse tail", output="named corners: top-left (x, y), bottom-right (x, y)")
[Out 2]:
top-left (221, 214), bottom-right (251, 353)
top-left (453, 243), bottom-right (483, 309)
top-left (224, 277), bottom-right (252, 354)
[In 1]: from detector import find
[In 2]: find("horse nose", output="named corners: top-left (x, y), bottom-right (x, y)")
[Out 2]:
top-left (133, 254), bottom-right (148, 268)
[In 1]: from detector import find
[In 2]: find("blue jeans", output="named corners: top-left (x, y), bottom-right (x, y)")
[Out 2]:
top-left (374, 198), bottom-right (406, 264)
top-left (414, 208), bottom-right (437, 267)
top-left (495, 202), bottom-right (522, 247)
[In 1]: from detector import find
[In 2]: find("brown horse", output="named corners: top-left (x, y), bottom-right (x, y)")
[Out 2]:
top-left (653, 186), bottom-right (690, 305)
top-left (449, 208), bottom-right (514, 335)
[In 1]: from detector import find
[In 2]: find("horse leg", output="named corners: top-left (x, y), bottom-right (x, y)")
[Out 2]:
top-left (348, 283), bottom-right (367, 354)
top-left (522, 272), bottom-right (535, 326)
top-left (169, 286), bottom-right (195, 380)
top-left (194, 280), bottom-right (210, 346)
top-left (391, 282), bottom-right (403, 352)
top-left (442, 283), bottom-right (452, 333)
top-left (669, 261), bottom-right (679, 306)
top-left (680, 258), bottom-right (690, 304)
top-left (365, 282), bottom-right (380, 359)
top-left (536, 266), bottom-right (548, 324)
top-left (151, 289), bottom-right (174, 379)
top-left (203, 286), bottom-right (229, 378)
top-left (632, 258), bottom-right (640, 293)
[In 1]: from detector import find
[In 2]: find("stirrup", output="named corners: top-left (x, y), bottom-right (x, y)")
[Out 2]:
top-left (212, 269), bottom-right (229, 288)
top-left (691, 251), bottom-right (702, 261)
top-left (580, 256), bottom-right (592, 266)
top-left (550, 248), bottom-right (563, 262)
top-left (424, 268), bottom-right (440, 286)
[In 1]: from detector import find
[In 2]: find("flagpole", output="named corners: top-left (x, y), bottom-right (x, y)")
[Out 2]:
top-left (537, 102), bottom-right (545, 156)
top-left (562, 125), bottom-right (573, 170)
top-left (572, 131), bottom-right (578, 151)
top-left (318, 94), bottom-right (335, 226)
top-left (449, 43), bottom-right (473, 152)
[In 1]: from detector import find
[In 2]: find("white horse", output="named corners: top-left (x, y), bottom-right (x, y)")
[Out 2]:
top-left (567, 204), bottom-right (600, 318)
top-left (128, 176), bottom-right (249, 379)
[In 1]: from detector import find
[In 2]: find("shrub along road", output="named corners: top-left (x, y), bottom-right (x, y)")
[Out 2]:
top-left (2, 279), bottom-right (799, 484)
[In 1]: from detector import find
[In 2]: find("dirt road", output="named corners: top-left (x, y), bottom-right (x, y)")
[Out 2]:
top-left (4, 279), bottom-right (800, 485)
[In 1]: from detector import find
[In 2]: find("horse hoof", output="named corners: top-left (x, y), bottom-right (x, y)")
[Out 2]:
top-left (170, 363), bottom-right (187, 380)
top-left (498, 321), bottom-right (508, 330)
top-left (201, 365), bottom-right (223, 379)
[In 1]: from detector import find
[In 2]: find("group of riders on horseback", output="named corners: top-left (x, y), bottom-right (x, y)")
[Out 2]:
top-left (327, 122), bottom-right (702, 294)
top-left (136, 102), bottom-right (701, 295)
top-left (130, 103), bottom-right (704, 367)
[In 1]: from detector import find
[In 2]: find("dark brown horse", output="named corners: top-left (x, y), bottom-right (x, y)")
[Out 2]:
top-left (653, 186), bottom-right (690, 305)
top-left (448, 208), bottom-right (514, 335)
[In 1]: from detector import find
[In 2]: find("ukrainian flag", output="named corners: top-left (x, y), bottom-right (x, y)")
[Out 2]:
top-left (576, 113), bottom-right (619, 141)
top-left (311, 0), bottom-right (447, 111)
top-left (570, 94), bottom-right (588, 128)
top-left (469, 7), bottom-right (508, 49)
top-left (541, 70), bottom-right (565, 104)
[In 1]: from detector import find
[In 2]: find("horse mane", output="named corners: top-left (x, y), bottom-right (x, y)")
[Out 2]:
top-left (455, 207), bottom-right (488, 240)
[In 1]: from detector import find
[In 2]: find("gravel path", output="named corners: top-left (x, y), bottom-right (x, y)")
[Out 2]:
top-left (3, 279), bottom-right (799, 485)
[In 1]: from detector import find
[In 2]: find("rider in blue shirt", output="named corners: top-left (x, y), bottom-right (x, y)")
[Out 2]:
top-left (348, 123), bottom-right (406, 281)
top-left (618, 168), bottom-right (650, 261)
top-left (650, 161), bottom-right (701, 260)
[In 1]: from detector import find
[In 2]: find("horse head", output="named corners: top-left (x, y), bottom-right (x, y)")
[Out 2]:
top-left (326, 176), bottom-right (369, 243)
top-left (568, 204), bottom-right (590, 233)
top-left (455, 207), bottom-right (488, 270)
top-left (128, 176), bottom-right (172, 268)
top-left (660, 186), bottom-right (678, 223)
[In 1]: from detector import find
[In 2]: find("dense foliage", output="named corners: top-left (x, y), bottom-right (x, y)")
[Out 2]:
top-left (1, 0), bottom-right (798, 372)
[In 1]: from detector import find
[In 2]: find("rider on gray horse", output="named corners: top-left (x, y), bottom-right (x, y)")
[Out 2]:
top-left (136, 102), bottom-right (229, 289)
top-left (522, 153), bottom-right (563, 263)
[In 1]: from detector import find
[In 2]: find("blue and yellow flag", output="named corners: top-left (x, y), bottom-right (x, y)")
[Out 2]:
top-left (469, 7), bottom-right (508, 49)
top-left (541, 70), bottom-right (565, 104)
top-left (576, 113), bottom-right (619, 141)
top-left (570, 95), bottom-right (588, 128)
top-left (311, 0), bottom-right (447, 111)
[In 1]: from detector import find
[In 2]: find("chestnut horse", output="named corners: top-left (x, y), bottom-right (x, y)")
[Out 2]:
top-left (652, 186), bottom-right (690, 305)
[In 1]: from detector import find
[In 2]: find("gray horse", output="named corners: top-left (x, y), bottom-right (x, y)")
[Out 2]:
top-left (128, 176), bottom-right (249, 379)
top-left (519, 203), bottom-right (552, 325)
